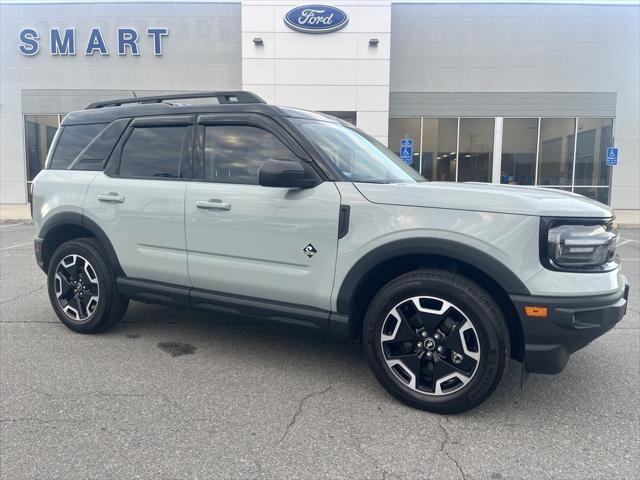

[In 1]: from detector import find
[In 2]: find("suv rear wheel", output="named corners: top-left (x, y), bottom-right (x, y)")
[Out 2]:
top-left (47, 238), bottom-right (128, 333)
top-left (364, 269), bottom-right (509, 414)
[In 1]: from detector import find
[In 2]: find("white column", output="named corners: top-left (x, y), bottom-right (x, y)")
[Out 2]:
top-left (492, 117), bottom-right (503, 184)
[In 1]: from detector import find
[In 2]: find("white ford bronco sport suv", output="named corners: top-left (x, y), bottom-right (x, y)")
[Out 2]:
top-left (32, 91), bottom-right (629, 413)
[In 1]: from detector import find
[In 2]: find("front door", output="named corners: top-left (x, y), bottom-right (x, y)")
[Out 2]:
top-left (185, 114), bottom-right (341, 311)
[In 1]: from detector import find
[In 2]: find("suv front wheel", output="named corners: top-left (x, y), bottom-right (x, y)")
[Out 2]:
top-left (47, 238), bottom-right (128, 333)
top-left (364, 269), bottom-right (509, 414)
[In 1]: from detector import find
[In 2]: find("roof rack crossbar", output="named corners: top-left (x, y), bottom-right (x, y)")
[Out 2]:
top-left (85, 91), bottom-right (266, 109)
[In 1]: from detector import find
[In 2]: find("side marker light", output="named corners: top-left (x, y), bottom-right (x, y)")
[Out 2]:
top-left (525, 306), bottom-right (548, 318)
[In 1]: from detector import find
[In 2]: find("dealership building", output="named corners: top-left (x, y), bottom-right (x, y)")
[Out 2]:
top-left (1, 0), bottom-right (638, 211)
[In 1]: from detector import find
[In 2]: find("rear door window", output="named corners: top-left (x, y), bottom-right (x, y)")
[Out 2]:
top-left (119, 126), bottom-right (190, 179)
top-left (49, 123), bottom-right (108, 169)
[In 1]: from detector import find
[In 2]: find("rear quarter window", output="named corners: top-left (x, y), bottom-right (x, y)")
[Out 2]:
top-left (49, 123), bottom-right (107, 170)
top-left (69, 119), bottom-right (130, 171)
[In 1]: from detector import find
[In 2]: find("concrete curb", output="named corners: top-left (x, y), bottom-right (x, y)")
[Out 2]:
top-left (0, 204), bottom-right (32, 223)
top-left (0, 220), bottom-right (33, 225)
top-left (614, 210), bottom-right (640, 229)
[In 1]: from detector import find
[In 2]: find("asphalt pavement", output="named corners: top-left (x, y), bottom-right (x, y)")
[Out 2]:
top-left (1, 222), bottom-right (638, 479)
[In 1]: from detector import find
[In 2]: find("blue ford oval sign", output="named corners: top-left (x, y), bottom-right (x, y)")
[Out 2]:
top-left (284, 5), bottom-right (349, 34)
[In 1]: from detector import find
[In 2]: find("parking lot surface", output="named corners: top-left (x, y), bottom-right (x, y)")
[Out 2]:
top-left (1, 223), bottom-right (638, 479)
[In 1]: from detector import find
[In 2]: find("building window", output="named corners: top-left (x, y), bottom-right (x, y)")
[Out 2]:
top-left (388, 118), bottom-right (421, 171)
top-left (500, 118), bottom-right (538, 185)
top-left (458, 118), bottom-right (494, 183)
top-left (575, 118), bottom-right (613, 186)
top-left (320, 111), bottom-right (356, 125)
top-left (573, 187), bottom-right (610, 205)
top-left (537, 118), bottom-right (576, 186)
top-left (573, 118), bottom-right (614, 204)
top-left (387, 116), bottom-right (615, 205)
top-left (421, 118), bottom-right (458, 181)
top-left (24, 115), bottom-right (59, 181)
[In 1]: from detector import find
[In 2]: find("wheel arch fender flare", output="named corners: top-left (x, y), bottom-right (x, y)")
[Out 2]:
top-left (39, 211), bottom-right (124, 275)
top-left (335, 237), bottom-right (531, 315)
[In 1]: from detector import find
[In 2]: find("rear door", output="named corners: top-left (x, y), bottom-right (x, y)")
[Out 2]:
top-left (84, 115), bottom-right (194, 286)
top-left (185, 113), bottom-right (341, 310)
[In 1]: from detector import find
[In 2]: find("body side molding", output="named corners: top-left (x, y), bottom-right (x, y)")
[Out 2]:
top-left (117, 277), bottom-right (190, 307)
top-left (117, 277), bottom-right (334, 332)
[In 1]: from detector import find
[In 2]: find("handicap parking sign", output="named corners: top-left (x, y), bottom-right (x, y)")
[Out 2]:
top-left (606, 147), bottom-right (618, 166)
top-left (400, 138), bottom-right (413, 165)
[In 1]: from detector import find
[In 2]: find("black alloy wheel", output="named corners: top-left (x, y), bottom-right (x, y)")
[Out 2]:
top-left (54, 254), bottom-right (100, 321)
top-left (380, 295), bottom-right (481, 396)
top-left (364, 269), bottom-right (509, 414)
top-left (47, 238), bottom-right (128, 333)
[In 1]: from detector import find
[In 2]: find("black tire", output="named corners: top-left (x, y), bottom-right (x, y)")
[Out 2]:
top-left (47, 237), bottom-right (128, 334)
top-left (364, 269), bottom-right (509, 414)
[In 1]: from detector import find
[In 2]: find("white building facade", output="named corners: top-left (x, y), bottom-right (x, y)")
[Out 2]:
top-left (1, 0), bottom-right (638, 211)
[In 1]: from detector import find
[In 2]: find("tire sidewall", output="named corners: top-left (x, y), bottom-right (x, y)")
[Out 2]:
top-left (47, 239), bottom-right (112, 333)
top-left (364, 270), bottom-right (507, 413)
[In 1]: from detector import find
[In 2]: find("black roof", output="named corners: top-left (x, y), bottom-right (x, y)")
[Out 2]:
top-left (61, 91), bottom-right (341, 126)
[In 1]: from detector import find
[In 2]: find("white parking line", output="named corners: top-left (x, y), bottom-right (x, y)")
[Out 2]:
top-left (0, 223), bottom-right (25, 229)
top-left (0, 242), bottom-right (32, 251)
top-left (617, 239), bottom-right (640, 247)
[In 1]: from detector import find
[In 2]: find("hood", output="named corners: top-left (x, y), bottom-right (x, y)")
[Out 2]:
top-left (354, 182), bottom-right (613, 218)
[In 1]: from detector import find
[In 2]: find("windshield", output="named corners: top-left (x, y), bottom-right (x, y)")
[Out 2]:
top-left (290, 118), bottom-right (425, 183)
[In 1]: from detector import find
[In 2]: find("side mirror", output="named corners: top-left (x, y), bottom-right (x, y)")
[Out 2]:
top-left (258, 159), bottom-right (319, 189)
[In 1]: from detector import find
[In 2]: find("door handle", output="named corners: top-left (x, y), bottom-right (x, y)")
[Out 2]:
top-left (196, 199), bottom-right (231, 211)
top-left (97, 193), bottom-right (125, 203)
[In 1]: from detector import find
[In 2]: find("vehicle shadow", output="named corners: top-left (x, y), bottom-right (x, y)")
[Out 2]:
top-left (114, 301), bottom-right (371, 383)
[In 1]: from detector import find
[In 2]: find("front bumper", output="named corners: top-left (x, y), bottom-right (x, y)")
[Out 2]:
top-left (510, 277), bottom-right (629, 374)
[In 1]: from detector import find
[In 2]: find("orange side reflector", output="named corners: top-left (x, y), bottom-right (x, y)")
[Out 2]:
top-left (525, 306), bottom-right (548, 318)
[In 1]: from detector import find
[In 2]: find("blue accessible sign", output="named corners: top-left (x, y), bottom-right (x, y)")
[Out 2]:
top-left (400, 138), bottom-right (413, 165)
top-left (606, 147), bottom-right (618, 166)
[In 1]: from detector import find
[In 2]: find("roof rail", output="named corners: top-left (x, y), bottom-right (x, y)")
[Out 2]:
top-left (85, 91), bottom-right (266, 109)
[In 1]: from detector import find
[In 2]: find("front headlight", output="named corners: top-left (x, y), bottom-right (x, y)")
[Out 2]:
top-left (541, 218), bottom-right (618, 272)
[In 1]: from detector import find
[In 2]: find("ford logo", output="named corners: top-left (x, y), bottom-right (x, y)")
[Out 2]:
top-left (284, 4), bottom-right (349, 34)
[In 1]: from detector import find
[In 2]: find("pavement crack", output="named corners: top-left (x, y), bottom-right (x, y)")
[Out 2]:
top-left (0, 284), bottom-right (45, 305)
top-left (279, 383), bottom-right (333, 444)
top-left (356, 440), bottom-right (392, 480)
top-left (438, 417), bottom-right (467, 480)
top-left (0, 417), bottom-right (87, 426)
